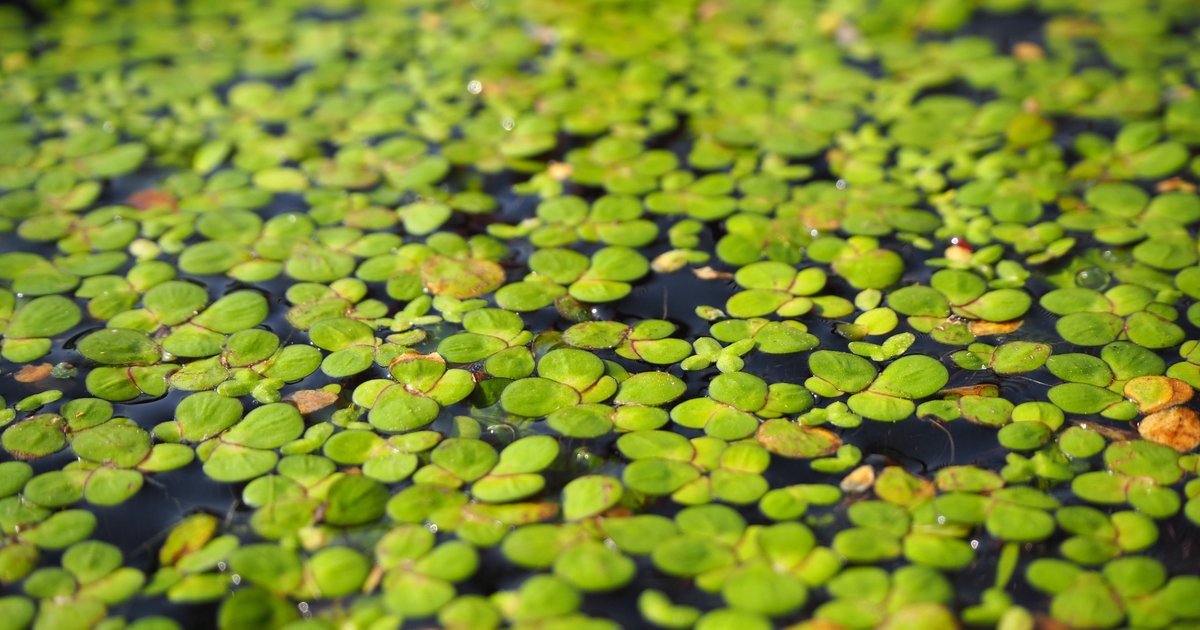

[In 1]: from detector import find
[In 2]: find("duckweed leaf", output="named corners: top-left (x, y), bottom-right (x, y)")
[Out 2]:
top-left (562, 475), bottom-right (623, 521)
top-left (553, 540), bottom-right (635, 591)
top-left (757, 420), bottom-right (841, 458)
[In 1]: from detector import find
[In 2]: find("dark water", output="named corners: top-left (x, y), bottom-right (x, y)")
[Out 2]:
top-left (2, 4), bottom-right (1200, 629)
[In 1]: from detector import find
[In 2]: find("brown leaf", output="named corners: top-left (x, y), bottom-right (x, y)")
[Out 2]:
top-left (158, 514), bottom-right (219, 566)
top-left (1034, 613), bottom-right (1072, 630)
top-left (362, 565), bottom-right (385, 594)
top-left (418, 11), bottom-right (443, 31)
top-left (466, 501), bottom-right (559, 525)
top-left (1072, 420), bottom-right (1136, 442)
top-left (286, 389), bottom-right (338, 415)
top-left (757, 419), bottom-right (841, 459)
top-left (602, 506), bottom-right (634, 519)
top-left (939, 384), bottom-right (1000, 398)
top-left (1013, 42), bottom-right (1045, 62)
top-left (422, 256), bottom-right (505, 299)
top-left (127, 189), bottom-right (176, 210)
top-left (546, 161), bottom-right (574, 180)
top-left (839, 465), bottom-right (875, 494)
top-left (697, 1), bottom-right (721, 21)
top-left (970, 319), bottom-right (1024, 336)
top-left (1123, 376), bottom-right (1193, 414)
top-left (945, 245), bottom-right (973, 264)
top-left (1138, 407), bottom-right (1200, 453)
top-left (825, 148), bottom-right (847, 168)
top-left (651, 251), bottom-right (689, 274)
top-left (532, 27), bottom-right (557, 46)
top-left (13, 363), bottom-right (54, 383)
top-left (692, 266), bottom-right (733, 280)
top-left (1057, 196), bottom-right (1086, 212)
top-left (874, 466), bottom-right (935, 507)
top-left (1156, 177), bottom-right (1196, 193)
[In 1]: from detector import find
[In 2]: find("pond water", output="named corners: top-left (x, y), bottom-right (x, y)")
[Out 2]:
top-left (1, 0), bottom-right (1200, 629)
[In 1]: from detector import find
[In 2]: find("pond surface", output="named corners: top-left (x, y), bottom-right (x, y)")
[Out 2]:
top-left (1, 0), bottom-right (1200, 629)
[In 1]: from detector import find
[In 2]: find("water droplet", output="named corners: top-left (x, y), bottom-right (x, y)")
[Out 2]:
top-left (298, 602), bottom-right (309, 614)
top-left (467, 80), bottom-right (482, 94)
top-left (589, 304), bottom-right (614, 320)
top-left (486, 423), bottom-right (516, 445)
top-left (217, 562), bottom-right (226, 571)
top-left (572, 447), bottom-right (599, 471)
top-left (835, 179), bottom-right (847, 189)
top-left (1075, 267), bottom-right (1110, 290)
top-left (970, 539), bottom-right (979, 550)
top-left (230, 574), bottom-right (241, 585)
top-left (501, 117), bottom-right (515, 131)
top-left (102, 121), bottom-right (113, 133)
top-left (1100, 248), bottom-right (1130, 264)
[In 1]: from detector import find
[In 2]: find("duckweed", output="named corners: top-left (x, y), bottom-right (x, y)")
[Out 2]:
top-left (1, 0), bottom-right (1200, 628)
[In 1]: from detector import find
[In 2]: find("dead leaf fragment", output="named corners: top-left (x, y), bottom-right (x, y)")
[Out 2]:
top-left (692, 266), bottom-right (733, 280)
top-left (1138, 407), bottom-right (1200, 453)
top-left (2, 51), bottom-right (29, 73)
top-left (1013, 42), bottom-right (1045, 62)
top-left (945, 245), bottom-right (973, 264)
top-left (757, 419), bottom-right (842, 459)
top-left (362, 565), bottom-right (385, 593)
top-left (1156, 177), bottom-right (1196, 193)
top-left (940, 384), bottom-right (1001, 398)
top-left (651, 251), bottom-right (689, 274)
top-left (840, 465), bottom-right (875, 494)
top-left (532, 27), bottom-right (557, 46)
top-left (874, 466), bottom-right (936, 507)
top-left (546, 161), bottom-right (573, 180)
top-left (603, 506), bottom-right (634, 519)
top-left (127, 189), bottom-right (176, 210)
top-left (422, 256), bottom-right (505, 299)
top-left (1058, 196), bottom-right (1087, 212)
top-left (970, 319), bottom-right (1024, 336)
top-left (287, 390), bottom-right (338, 415)
top-left (697, 1), bottom-right (721, 21)
top-left (1123, 376), bottom-right (1193, 414)
top-left (14, 363), bottom-right (54, 383)
top-left (1032, 613), bottom-right (1072, 630)
top-left (418, 11), bottom-right (443, 31)
top-left (1072, 421), bottom-right (1137, 442)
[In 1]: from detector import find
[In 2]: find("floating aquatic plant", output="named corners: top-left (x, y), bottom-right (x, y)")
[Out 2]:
top-left (1, 0), bottom-right (1200, 628)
